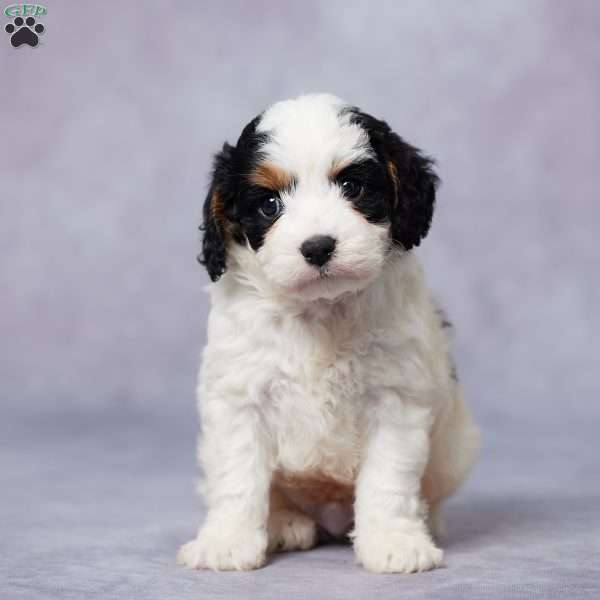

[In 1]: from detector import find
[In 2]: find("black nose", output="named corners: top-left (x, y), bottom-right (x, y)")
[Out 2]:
top-left (300, 235), bottom-right (336, 267)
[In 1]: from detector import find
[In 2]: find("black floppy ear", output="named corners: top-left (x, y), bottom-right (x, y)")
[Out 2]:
top-left (197, 143), bottom-right (235, 282)
top-left (385, 134), bottom-right (439, 250)
top-left (348, 110), bottom-right (439, 250)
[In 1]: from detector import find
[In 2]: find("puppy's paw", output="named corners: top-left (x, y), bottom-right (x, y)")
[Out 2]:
top-left (267, 509), bottom-right (317, 552)
top-left (177, 524), bottom-right (268, 571)
top-left (354, 526), bottom-right (443, 573)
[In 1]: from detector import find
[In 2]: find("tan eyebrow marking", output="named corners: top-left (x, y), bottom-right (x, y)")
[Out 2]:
top-left (249, 162), bottom-right (295, 191)
top-left (328, 158), bottom-right (353, 180)
top-left (386, 160), bottom-right (400, 208)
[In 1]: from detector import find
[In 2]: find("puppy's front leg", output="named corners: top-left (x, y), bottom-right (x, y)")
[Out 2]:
top-left (353, 396), bottom-right (442, 573)
top-left (178, 403), bottom-right (273, 571)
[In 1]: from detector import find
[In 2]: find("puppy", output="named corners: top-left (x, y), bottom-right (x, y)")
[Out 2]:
top-left (178, 94), bottom-right (479, 573)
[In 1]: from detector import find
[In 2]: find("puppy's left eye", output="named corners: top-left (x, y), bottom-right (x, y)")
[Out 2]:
top-left (340, 179), bottom-right (363, 199)
top-left (258, 196), bottom-right (282, 219)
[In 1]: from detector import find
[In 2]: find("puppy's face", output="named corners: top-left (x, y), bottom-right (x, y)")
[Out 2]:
top-left (200, 94), bottom-right (438, 301)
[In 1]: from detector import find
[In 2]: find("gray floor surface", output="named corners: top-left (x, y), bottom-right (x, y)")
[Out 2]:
top-left (3, 410), bottom-right (599, 600)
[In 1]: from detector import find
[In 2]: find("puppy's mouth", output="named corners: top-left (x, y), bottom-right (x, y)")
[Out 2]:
top-left (317, 266), bottom-right (332, 279)
top-left (287, 262), bottom-right (372, 295)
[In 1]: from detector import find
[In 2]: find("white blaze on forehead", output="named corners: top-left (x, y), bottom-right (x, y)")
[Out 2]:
top-left (256, 94), bottom-right (373, 176)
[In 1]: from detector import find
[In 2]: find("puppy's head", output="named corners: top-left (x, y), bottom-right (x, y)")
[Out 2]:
top-left (199, 94), bottom-right (438, 301)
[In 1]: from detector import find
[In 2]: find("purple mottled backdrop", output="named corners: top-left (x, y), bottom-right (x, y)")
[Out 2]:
top-left (1, 2), bottom-right (599, 599)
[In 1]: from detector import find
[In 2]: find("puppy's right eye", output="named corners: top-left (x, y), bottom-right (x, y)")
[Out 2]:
top-left (258, 196), bottom-right (282, 219)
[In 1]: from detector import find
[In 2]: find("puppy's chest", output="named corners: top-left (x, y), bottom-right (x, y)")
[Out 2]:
top-left (265, 318), bottom-right (372, 479)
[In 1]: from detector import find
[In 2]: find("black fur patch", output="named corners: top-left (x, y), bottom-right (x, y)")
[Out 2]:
top-left (450, 361), bottom-right (459, 382)
top-left (434, 307), bottom-right (458, 381)
top-left (197, 144), bottom-right (235, 281)
top-left (345, 108), bottom-right (439, 250)
top-left (332, 160), bottom-right (391, 224)
top-left (198, 115), bottom-right (272, 280)
top-left (236, 182), bottom-right (293, 251)
top-left (436, 307), bottom-right (453, 330)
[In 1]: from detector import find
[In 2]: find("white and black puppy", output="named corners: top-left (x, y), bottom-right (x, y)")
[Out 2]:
top-left (178, 94), bottom-right (479, 574)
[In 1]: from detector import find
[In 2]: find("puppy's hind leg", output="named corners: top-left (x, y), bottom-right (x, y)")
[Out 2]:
top-left (267, 487), bottom-right (317, 553)
top-left (422, 388), bottom-right (480, 540)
